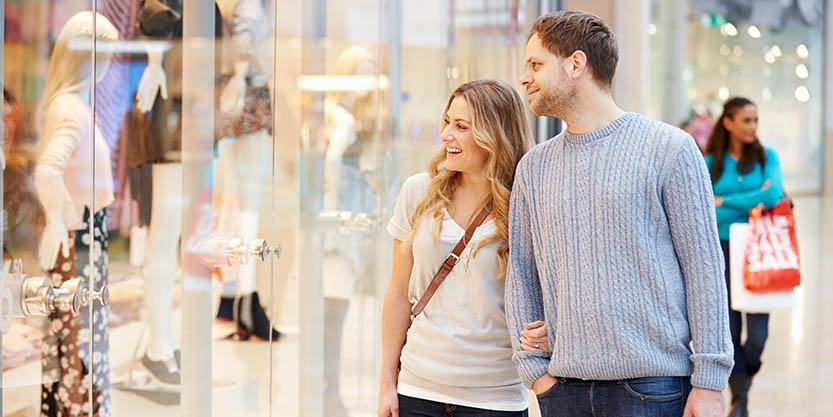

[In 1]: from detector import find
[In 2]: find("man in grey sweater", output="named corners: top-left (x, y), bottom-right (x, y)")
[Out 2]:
top-left (506, 10), bottom-right (733, 417)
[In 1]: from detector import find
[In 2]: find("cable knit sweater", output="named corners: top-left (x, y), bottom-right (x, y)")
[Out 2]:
top-left (505, 112), bottom-right (733, 391)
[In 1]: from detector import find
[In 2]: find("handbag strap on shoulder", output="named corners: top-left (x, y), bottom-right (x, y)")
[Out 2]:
top-left (410, 204), bottom-right (492, 319)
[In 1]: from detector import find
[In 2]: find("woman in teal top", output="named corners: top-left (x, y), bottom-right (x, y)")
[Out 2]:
top-left (704, 97), bottom-right (783, 417)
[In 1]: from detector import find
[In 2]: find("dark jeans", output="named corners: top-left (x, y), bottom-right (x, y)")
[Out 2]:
top-left (721, 240), bottom-right (770, 375)
top-left (398, 394), bottom-right (528, 417)
top-left (536, 377), bottom-right (691, 417)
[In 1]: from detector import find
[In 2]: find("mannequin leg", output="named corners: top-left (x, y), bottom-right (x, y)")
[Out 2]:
top-left (235, 130), bottom-right (268, 292)
top-left (75, 208), bottom-right (112, 416)
top-left (215, 137), bottom-right (239, 320)
top-left (41, 236), bottom-right (103, 416)
top-left (221, 130), bottom-right (281, 340)
top-left (324, 297), bottom-right (350, 417)
top-left (141, 163), bottom-right (182, 377)
top-left (237, 130), bottom-right (278, 339)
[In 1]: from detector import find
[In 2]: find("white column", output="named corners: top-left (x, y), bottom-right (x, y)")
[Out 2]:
top-left (657, 0), bottom-right (687, 124)
top-left (181, 1), bottom-right (215, 415)
top-left (299, 0), bottom-right (326, 415)
top-left (613, 0), bottom-right (649, 113)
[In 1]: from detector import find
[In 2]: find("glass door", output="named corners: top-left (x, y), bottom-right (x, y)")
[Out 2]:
top-left (89, 0), bottom-right (281, 416)
top-left (290, 0), bottom-right (387, 415)
top-left (2, 0), bottom-right (282, 415)
top-left (2, 4), bottom-right (102, 416)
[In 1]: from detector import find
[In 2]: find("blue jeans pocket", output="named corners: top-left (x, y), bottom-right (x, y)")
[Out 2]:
top-left (535, 380), bottom-right (560, 400)
top-left (622, 377), bottom-right (683, 402)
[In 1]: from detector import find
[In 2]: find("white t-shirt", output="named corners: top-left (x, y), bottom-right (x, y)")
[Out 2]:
top-left (386, 173), bottom-right (527, 411)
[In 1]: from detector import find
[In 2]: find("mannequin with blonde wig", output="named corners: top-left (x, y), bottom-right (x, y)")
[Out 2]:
top-left (39, 12), bottom-right (118, 119)
top-left (36, 11), bottom-right (117, 264)
top-left (34, 11), bottom-right (117, 417)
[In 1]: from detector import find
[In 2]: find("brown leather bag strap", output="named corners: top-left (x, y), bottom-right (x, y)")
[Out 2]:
top-left (410, 204), bottom-right (492, 319)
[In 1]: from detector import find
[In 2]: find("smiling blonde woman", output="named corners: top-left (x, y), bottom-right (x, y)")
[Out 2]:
top-left (378, 79), bottom-right (533, 417)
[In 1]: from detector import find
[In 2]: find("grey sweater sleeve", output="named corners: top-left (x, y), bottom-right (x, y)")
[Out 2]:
top-left (505, 156), bottom-right (551, 389)
top-left (661, 138), bottom-right (734, 391)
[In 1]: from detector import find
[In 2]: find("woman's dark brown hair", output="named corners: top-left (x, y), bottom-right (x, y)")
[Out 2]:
top-left (705, 97), bottom-right (767, 182)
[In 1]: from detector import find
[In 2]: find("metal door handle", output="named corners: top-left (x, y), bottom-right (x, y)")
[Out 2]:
top-left (194, 237), bottom-right (283, 268)
top-left (52, 279), bottom-right (109, 313)
top-left (5, 268), bottom-right (110, 318)
top-left (227, 238), bottom-right (282, 264)
top-left (52, 278), bottom-right (84, 313)
top-left (17, 275), bottom-right (56, 316)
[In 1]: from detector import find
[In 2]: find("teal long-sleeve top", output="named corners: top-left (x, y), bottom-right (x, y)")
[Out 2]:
top-left (705, 147), bottom-right (783, 240)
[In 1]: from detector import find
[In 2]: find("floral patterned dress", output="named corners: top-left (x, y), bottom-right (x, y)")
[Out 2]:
top-left (41, 209), bottom-right (109, 417)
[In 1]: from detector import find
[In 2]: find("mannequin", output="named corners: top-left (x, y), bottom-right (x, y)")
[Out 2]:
top-left (321, 45), bottom-right (380, 417)
top-left (211, 0), bottom-right (280, 341)
top-left (34, 11), bottom-right (118, 416)
top-left (129, 0), bottom-right (204, 385)
top-left (132, 3), bottom-right (276, 379)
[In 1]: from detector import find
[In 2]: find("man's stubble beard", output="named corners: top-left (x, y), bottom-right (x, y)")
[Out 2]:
top-left (531, 82), bottom-right (575, 121)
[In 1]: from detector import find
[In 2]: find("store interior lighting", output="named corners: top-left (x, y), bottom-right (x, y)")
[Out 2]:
top-left (770, 44), bottom-right (783, 57)
top-left (795, 63), bottom-right (809, 79)
top-left (796, 43), bottom-right (810, 59)
top-left (747, 25), bottom-right (762, 39)
top-left (794, 85), bottom-right (810, 102)
top-left (720, 22), bottom-right (738, 37)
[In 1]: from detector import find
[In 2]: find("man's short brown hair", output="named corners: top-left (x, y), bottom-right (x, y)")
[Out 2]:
top-left (530, 10), bottom-right (618, 89)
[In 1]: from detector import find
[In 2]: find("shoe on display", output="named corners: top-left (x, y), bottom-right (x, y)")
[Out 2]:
top-left (248, 292), bottom-right (282, 341)
top-left (224, 292), bottom-right (282, 342)
top-left (216, 296), bottom-right (235, 322)
top-left (141, 354), bottom-right (181, 385)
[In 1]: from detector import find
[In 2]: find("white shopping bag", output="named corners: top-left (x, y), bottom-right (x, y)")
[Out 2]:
top-left (729, 223), bottom-right (798, 313)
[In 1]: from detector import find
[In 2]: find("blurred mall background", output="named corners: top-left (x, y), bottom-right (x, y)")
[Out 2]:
top-left (1, 0), bottom-right (831, 416)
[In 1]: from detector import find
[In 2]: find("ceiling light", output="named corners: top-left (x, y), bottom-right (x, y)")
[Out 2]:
top-left (795, 64), bottom-right (809, 79)
top-left (796, 44), bottom-right (809, 59)
top-left (794, 86), bottom-right (810, 102)
top-left (721, 22), bottom-right (738, 37)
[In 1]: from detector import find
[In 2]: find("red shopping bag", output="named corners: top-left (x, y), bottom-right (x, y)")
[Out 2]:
top-left (743, 199), bottom-right (801, 292)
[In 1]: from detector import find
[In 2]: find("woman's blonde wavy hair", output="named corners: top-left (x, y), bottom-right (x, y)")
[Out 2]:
top-left (405, 79), bottom-right (532, 278)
